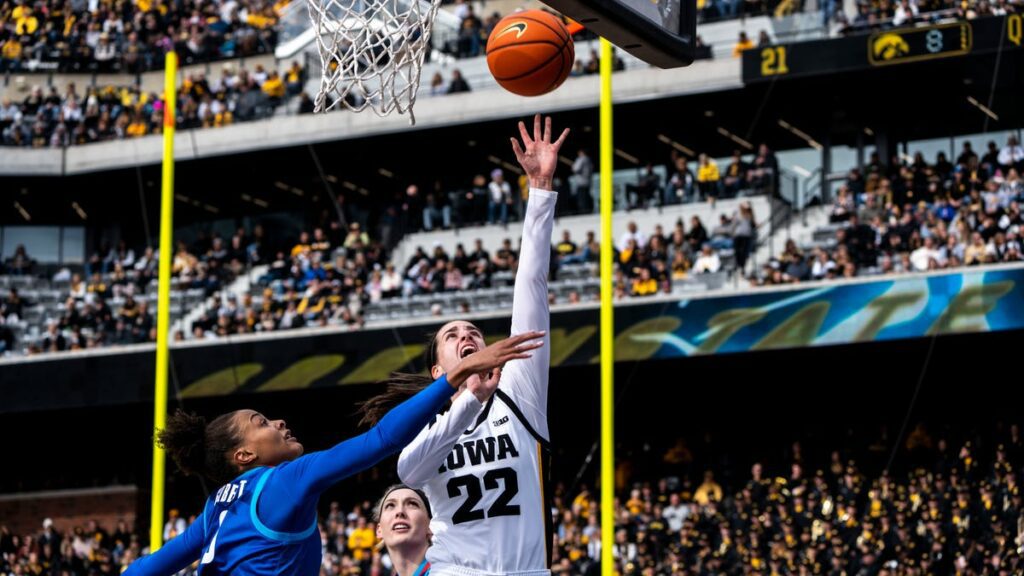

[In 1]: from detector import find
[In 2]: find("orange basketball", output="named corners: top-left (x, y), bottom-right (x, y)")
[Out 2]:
top-left (486, 10), bottom-right (574, 97)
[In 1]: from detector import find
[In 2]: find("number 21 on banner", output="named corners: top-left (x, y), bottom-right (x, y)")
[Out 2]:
top-left (761, 46), bottom-right (789, 77)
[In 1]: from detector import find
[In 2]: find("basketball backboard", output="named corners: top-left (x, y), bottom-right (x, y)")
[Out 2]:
top-left (541, 0), bottom-right (697, 67)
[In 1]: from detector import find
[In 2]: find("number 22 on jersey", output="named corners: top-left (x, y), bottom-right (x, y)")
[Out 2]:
top-left (447, 467), bottom-right (521, 524)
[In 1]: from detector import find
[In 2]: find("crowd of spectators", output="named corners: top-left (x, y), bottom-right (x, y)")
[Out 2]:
top-left (0, 226), bottom-right (259, 353)
top-left (0, 61), bottom-right (307, 148)
top-left (0, 517), bottom-right (144, 575)
top-left (843, 0), bottom-right (1021, 33)
top-left (0, 0), bottom-right (788, 153)
top-left (397, 145), bottom-right (775, 233)
top-left (9, 132), bottom-right (1023, 352)
top-left (426, 68), bottom-right (472, 95)
top-left (0, 190), bottom-right (759, 355)
top-left (596, 207), bottom-right (754, 298)
top-left (752, 136), bottom-right (1024, 286)
top-left (5, 0), bottom-right (1005, 113)
top-left (4, 422), bottom-right (1021, 575)
top-left (0, 0), bottom-right (284, 74)
top-left (184, 223), bottom-right (382, 339)
top-left (443, 0), bottom-right (503, 59)
top-left (0, 149), bottom-right (771, 356)
top-left (546, 424), bottom-right (1024, 576)
top-left (215, 199), bottom-right (756, 337)
top-left (598, 147), bottom-right (779, 214)
top-left (699, 0), bottom-right (810, 22)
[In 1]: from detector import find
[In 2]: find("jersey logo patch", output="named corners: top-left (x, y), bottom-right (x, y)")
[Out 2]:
top-left (492, 415), bottom-right (509, 427)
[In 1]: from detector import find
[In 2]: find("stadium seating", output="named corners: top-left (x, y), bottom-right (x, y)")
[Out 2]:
top-left (0, 0), bottom-right (283, 74)
top-left (750, 151), bottom-right (1024, 286)
top-left (3, 426), bottom-right (1020, 575)
top-left (0, 272), bottom-right (206, 353)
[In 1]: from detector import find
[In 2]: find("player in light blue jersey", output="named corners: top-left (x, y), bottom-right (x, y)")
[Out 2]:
top-left (123, 331), bottom-right (544, 576)
top-left (374, 485), bottom-right (434, 576)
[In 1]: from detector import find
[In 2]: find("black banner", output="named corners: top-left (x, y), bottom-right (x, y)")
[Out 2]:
top-left (743, 15), bottom-right (1024, 83)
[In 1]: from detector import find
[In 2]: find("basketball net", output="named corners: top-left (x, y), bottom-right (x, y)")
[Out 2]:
top-left (305, 0), bottom-right (441, 123)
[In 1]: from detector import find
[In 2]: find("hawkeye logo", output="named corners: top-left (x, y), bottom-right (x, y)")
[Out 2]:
top-left (868, 22), bottom-right (971, 66)
top-left (872, 33), bottom-right (909, 61)
top-left (497, 21), bottom-right (528, 39)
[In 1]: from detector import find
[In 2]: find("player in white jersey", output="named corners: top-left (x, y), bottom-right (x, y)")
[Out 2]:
top-left (395, 115), bottom-right (567, 576)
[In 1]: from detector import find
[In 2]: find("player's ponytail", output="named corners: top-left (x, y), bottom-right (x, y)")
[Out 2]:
top-left (158, 409), bottom-right (244, 485)
top-left (358, 331), bottom-right (446, 427)
top-left (357, 373), bottom-right (435, 428)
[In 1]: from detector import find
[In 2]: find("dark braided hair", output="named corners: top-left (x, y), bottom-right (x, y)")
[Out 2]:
top-left (158, 409), bottom-right (245, 486)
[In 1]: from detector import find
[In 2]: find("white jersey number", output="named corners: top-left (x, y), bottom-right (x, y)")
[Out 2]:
top-left (446, 467), bottom-right (521, 525)
top-left (200, 510), bottom-right (229, 565)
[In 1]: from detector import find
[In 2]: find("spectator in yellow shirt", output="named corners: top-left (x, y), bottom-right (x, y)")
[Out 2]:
top-left (693, 470), bottom-right (723, 505)
top-left (626, 489), bottom-right (645, 515)
top-left (125, 114), bottom-right (148, 137)
top-left (696, 153), bottom-right (721, 203)
top-left (732, 31), bottom-right (754, 58)
top-left (630, 268), bottom-right (659, 297)
top-left (15, 8), bottom-right (39, 35)
top-left (11, 3), bottom-right (30, 21)
top-left (671, 251), bottom-right (690, 280)
top-left (285, 61), bottom-right (304, 96)
top-left (246, 7), bottom-right (277, 29)
top-left (291, 231), bottom-right (312, 259)
top-left (262, 71), bottom-right (286, 105)
top-left (346, 517), bottom-right (376, 562)
top-left (1, 37), bottom-right (23, 72)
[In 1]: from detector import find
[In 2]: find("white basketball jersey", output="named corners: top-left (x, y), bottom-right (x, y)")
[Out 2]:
top-left (397, 188), bottom-right (558, 576)
top-left (422, 390), bottom-right (551, 574)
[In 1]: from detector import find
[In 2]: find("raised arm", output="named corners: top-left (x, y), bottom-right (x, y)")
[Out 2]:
top-left (503, 115), bottom-right (569, 440)
top-left (255, 374), bottom-right (458, 533)
top-left (398, 391), bottom-right (484, 486)
top-left (123, 509), bottom-right (206, 576)
top-left (260, 332), bottom-right (545, 530)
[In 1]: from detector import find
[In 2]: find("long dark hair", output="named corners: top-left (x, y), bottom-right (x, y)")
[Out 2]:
top-left (158, 409), bottom-right (244, 486)
top-left (358, 329), bottom-right (449, 428)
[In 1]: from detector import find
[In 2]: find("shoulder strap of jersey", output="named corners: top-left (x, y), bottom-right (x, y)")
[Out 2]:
top-left (463, 394), bottom-right (495, 435)
top-left (494, 389), bottom-right (550, 449)
top-left (496, 389), bottom-right (554, 568)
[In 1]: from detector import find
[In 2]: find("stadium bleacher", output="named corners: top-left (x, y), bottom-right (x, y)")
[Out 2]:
top-left (750, 142), bottom-right (1024, 286)
top-left (4, 129), bottom-right (1022, 356)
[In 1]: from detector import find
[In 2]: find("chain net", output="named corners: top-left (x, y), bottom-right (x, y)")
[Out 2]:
top-left (305, 0), bottom-right (441, 123)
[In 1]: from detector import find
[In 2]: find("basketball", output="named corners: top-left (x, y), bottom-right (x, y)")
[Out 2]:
top-left (486, 10), bottom-right (575, 97)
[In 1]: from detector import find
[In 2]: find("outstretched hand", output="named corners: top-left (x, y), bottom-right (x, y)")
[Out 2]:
top-left (511, 114), bottom-right (569, 192)
top-left (448, 330), bottom-right (546, 403)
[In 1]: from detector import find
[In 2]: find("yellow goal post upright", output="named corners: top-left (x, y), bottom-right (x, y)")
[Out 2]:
top-left (598, 36), bottom-right (616, 576)
top-left (150, 50), bottom-right (177, 553)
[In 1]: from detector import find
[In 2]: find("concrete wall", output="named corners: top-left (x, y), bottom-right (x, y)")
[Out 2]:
top-left (0, 486), bottom-right (137, 536)
top-left (0, 147), bottom-right (64, 175)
